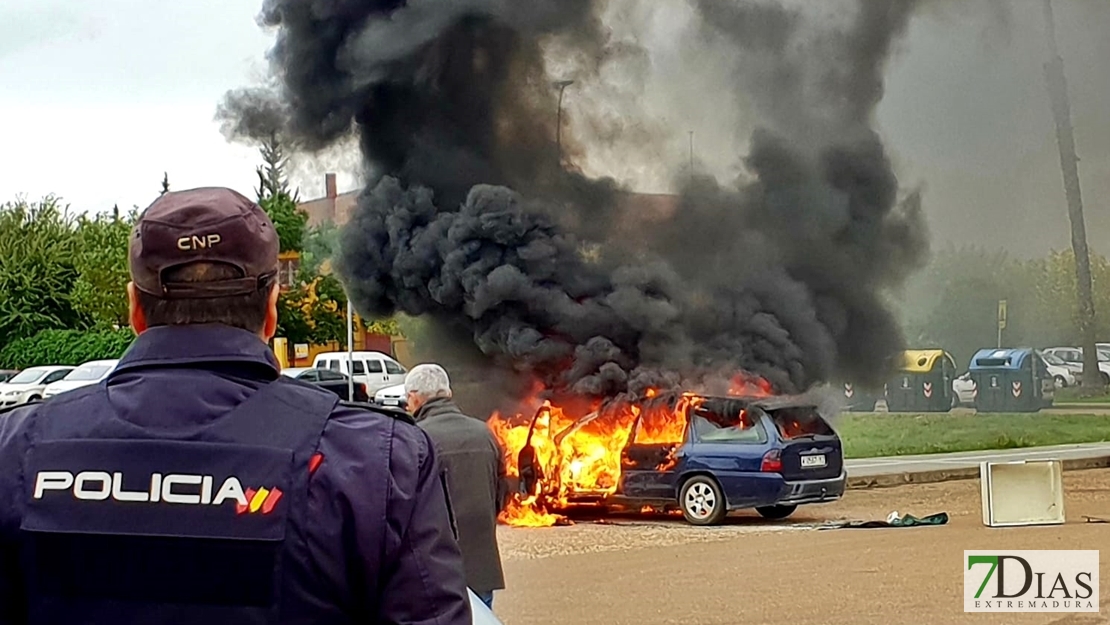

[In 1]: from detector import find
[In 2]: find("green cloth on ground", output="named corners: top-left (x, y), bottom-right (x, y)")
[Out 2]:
top-left (819, 512), bottom-right (949, 530)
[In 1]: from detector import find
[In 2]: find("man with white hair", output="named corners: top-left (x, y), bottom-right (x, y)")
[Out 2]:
top-left (405, 364), bottom-right (507, 610)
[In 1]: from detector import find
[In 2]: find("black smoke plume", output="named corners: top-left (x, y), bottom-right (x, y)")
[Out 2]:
top-left (232, 0), bottom-right (930, 400)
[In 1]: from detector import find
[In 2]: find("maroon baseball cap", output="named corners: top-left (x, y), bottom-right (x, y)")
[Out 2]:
top-left (129, 187), bottom-right (280, 299)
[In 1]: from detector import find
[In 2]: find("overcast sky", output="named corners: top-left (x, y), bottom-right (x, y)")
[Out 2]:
top-left (0, 0), bottom-right (280, 212)
top-left (1, 1), bottom-right (1107, 257)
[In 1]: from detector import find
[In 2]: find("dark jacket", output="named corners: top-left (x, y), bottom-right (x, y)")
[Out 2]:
top-left (415, 397), bottom-right (506, 594)
top-left (0, 325), bottom-right (471, 624)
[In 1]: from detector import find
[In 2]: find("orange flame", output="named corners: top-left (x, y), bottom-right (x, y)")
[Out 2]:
top-left (488, 374), bottom-right (774, 527)
top-left (729, 373), bottom-right (775, 397)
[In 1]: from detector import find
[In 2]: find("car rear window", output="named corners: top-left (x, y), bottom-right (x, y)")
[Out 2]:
top-left (767, 407), bottom-right (835, 439)
top-left (690, 405), bottom-right (766, 443)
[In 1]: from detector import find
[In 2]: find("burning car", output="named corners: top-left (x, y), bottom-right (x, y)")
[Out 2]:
top-left (495, 390), bottom-right (845, 526)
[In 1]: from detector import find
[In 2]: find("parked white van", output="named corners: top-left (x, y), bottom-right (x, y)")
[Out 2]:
top-left (311, 351), bottom-right (407, 395)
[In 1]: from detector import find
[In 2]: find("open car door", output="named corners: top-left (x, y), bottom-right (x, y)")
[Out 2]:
top-left (617, 394), bottom-right (688, 503)
top-left (516, 404), bottom-right (551, 497)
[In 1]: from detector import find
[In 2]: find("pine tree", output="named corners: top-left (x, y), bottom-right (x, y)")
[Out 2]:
top-left (255, 132), bottom-right (299, 203)
top-left (254, 133), bottom-right (306, 253)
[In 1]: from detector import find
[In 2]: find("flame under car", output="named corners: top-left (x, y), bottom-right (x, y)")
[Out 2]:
top-left (516, 393), bottom-right (846, 525)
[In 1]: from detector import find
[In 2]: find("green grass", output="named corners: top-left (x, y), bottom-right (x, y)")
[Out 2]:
top-left (836, 412), bottom-right (1110, 459)
top-left (1052, 387), bottom-right (1110, 403)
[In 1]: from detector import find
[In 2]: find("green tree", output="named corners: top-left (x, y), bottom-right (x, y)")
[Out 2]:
top-left (255, 134), bottom-right (305, 253)
top-left (307, 274), bottom-right (348, 344)
top-left (1021, 250), bottom-right (1110, 348)
top-left (276, 289), bottom-right (315, 347)
top-left (897, 244), bottom-right (1110, 370)
top-left (300, 220), bottom-right (340, 278)
top-left (249, 136), bottom-right (346, 347)
top-left (71, 206), bottom-right (136, 329)
top-left (258, 185), bottom-right (305, 253)
top-left (0, 197), bottom-right (84, 347)
top-left (0, 328), bottom-right (134, 369)
top-left (899, 245), bottom-right (1027, 368)
top-left (276, 275), bottom-right (348, 347)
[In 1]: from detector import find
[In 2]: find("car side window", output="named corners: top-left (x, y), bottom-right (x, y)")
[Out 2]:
top-left (326, 360), bottom-right (340, 372)
top-left (350, 360), bottom-right (366, 374)
top-left (319, 370), bottom-right (344, 381)
top-left (366, 359), bottom-right (384, 373)
top-left (630, 396), bottom-right (685, 446)
top-left (299, 370), bottom-right (319, 382)
top-left (384, 360), bottom-right (404, 375)
top-left (44, 370), bottom-right (70, 384)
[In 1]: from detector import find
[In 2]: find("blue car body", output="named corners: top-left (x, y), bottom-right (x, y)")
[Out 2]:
top-left (520, 394), bottom-right (846, 524)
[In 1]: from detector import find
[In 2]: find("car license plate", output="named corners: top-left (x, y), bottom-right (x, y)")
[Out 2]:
top-left (800, 454), bottom-right (826, 468)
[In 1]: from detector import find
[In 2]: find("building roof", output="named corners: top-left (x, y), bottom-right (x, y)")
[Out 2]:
top-left (296, 174), bottom-right (681, 229)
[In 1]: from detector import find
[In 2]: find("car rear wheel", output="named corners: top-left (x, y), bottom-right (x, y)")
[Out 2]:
top-left (756, 504), bottom-right (798, 520)
top-left (679, 476), bottom-right (726, 526)
top-left (1053, 375), bottom-right (1067, 389)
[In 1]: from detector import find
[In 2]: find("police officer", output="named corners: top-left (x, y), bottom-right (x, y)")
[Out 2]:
top-left (0, 188), bottom-right (472, 624)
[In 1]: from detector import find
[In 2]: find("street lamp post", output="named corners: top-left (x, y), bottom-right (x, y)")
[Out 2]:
top-left (554, 79), bottom-right (574, 166)
top-left (346, 298), bottom-right (355, 402)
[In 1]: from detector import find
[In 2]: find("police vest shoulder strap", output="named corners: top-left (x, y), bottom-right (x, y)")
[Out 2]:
top-left (339, 401), bottom-right (417, 426)
top-left (210, 377), bottom-right (339, 452)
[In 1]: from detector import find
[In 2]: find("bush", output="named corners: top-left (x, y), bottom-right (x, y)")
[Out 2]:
top-left (0, 328), bottom-right (135, 369)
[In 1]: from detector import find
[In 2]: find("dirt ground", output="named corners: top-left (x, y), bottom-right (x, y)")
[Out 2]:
top-left (491, 469), bottom-right (1110, 625)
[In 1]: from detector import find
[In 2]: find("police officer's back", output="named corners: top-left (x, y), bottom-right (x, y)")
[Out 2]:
top-left (0, 188), bottom-right (472, 624)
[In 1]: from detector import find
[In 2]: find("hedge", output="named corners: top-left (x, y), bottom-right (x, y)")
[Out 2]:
top-left (0, 328), bottom-right (135, 369)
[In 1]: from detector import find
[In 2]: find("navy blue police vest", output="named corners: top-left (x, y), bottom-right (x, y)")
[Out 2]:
top-left (19, 376), bottom-right (338, 624)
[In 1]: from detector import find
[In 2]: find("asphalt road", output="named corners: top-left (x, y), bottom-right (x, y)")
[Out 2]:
top-left (495, 470), bottom-right (1110, 625)
top-left (846, 442), bottom-right (1110, 477)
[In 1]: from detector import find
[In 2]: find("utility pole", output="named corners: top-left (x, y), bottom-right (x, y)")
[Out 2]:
top-left (1042, 0), bottom-right (1100, 388)
top-left (554, 80), bottom-right (574, 167)
top-left (688, 131), bottom-right (694, 171)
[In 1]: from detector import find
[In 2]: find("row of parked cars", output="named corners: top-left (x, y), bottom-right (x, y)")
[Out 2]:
top-left (0, 360), bottom-right (119, 408)
top-left (287, 350), bottom-right (409, 407)
top-left (0, 350), bottom-right (413, 409)
top-left (1039, 344), bottom-right (1110, 386)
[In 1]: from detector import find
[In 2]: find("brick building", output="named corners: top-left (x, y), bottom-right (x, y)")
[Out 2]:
top-left (299, 173), bottom-right (360, 227)
top-left (296, 172), bottom-right (681, 228)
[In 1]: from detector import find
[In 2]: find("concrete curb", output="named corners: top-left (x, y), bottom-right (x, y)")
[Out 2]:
top-left (846, 455), bottom-right (1110, 490)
